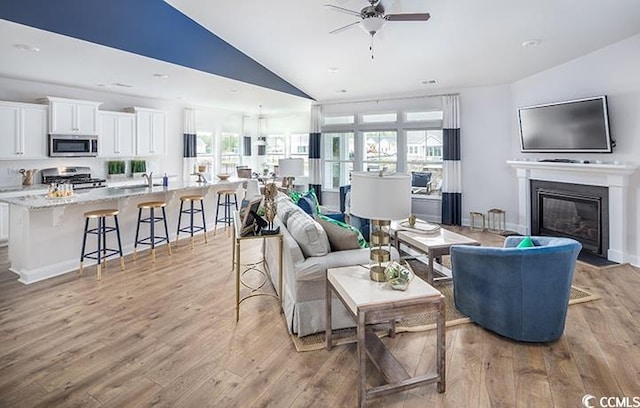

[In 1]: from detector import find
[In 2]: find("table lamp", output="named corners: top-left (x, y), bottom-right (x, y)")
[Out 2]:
top-left (350, 171), bottom-right (411, 281)
top-left (278, 158), bottom-right (304, 193)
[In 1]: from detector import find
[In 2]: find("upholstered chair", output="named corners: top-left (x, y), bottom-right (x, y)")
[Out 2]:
top-left (450, 236), bottom-right (582, 342)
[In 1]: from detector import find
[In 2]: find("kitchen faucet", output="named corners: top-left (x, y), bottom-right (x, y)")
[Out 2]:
top-left (142, 172), bottom-right (154, 187)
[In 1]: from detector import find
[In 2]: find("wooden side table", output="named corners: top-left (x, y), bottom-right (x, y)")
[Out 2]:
top-left (232, 211), bottom-right (283, 322)
top-left (326, 265), bottom-right (445, 407)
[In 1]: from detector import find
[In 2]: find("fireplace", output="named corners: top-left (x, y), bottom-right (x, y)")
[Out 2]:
top-left (531, 180), bottom-right (609, 258)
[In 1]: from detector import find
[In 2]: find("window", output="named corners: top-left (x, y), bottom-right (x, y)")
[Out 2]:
top-left (264, 134), bottom-right (285, 172)
top-left (361, 112), bottom-right (397, 123)
top-left (289, 133), bottom-right (309, 175)
top-left (323, 132), bottom-right (354, 189)
top-left (363, 131), bottom-right (397, 172)
top-left (324, 115), bottom-right (355, 125)
top-left (196, 131), bottom-right (215, 176)
top-left (320, 102), bottom-right (445, 193)
top-left (405, 110), bottom-right (444, 122)
top-left (407, 129), bottom-right (443, 196)
top-left (220, 132), bottom-right (240, 174)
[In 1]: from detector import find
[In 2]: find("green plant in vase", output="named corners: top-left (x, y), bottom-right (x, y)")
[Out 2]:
top-left (107, 160), bottom-right (126, 179)
top-left (130, 159), bottom-right (147, 177)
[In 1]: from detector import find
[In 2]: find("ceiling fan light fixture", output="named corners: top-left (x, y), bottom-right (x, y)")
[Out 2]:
top-left (359, 17), bottom-right (386, 36)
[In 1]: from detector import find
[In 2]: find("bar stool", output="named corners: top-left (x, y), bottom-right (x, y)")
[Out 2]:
top-left (176, 194), bottom-right (207, 248)
top-left (80, 209), bottom-right (124, 280)
top-left (134, 201), bottom-right (172, 262)
top-left (214, 189), bottom-right (238, 235)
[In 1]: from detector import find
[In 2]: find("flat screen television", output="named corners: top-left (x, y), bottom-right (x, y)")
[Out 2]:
top-left (518, 96), bottom-right (613, 153)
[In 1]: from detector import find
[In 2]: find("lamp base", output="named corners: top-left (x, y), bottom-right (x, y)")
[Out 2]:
top-left (370, 265), bottom-right (386, 282)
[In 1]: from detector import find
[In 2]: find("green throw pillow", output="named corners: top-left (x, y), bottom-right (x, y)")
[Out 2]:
top-left (315, 213), bottom-right (368, 250)
top-left (517, 236), bottom-right (535, 248)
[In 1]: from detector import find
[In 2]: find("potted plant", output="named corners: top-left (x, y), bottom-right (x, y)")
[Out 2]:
top-left (107, 160), bottom-right (126, 179)
top-left (130, 159), bottom-right (147, 177)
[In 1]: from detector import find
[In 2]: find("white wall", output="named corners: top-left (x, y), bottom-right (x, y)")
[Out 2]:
top-left (509, 33), bottom-right (640, 265)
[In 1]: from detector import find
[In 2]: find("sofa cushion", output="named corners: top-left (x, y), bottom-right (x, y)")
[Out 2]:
top-left (287, 210), bottom-right (330, 257)
top-left (315, 214), bottom-right (367, 251)
top-left (276, 195), bottom-right (302, 226)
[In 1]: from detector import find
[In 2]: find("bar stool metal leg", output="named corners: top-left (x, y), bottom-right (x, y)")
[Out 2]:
top-left (201, 199), bottom-right (208, 244)
top-left (162, 207), bottom-right (172, 256)
top-left (134, 207), bottom-right (142, 261)
top-left (114, 214), bottom-right (125, 271)
top-left (176, 199), bottom-right (185, 245)
top-left (79, 217), bottom-right (90, 276)
top-left (96, 216), bottom-right (102, 280)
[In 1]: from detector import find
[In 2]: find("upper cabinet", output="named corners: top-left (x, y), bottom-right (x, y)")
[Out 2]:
top-left (0, 101), bottom-right (47, 159)
top-left (99, 111), bottom-right (136, 157)
top-left (45, 97), bottom-right (101, 135)
top-left (126, 107), bottom-right (166, 156)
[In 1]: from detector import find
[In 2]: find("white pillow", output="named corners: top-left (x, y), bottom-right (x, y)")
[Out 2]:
top-left (286, 210), bottom-right (330, 257)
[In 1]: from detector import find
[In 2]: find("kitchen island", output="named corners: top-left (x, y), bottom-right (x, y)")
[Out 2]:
top-left (0, 179), bottom-right (244, 284)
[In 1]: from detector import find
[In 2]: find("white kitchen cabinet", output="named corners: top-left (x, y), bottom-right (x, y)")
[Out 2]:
top-left (45, 96), bottom-right (101, 135)
top-left (127, 107), bottom-right (166, 156)
top-left (99, 111), bottom-right (135, 157)
top-left (0, 203), bottom-right (8, 244)
top-left (0, 101), bottom-right (47, 159)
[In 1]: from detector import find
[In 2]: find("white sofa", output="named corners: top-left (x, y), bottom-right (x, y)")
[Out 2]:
top-left (263, 195), bottom-right (373, 337)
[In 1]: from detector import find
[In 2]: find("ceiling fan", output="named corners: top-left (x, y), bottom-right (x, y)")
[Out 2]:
top-left (325, 0), bottom-right (431, 37)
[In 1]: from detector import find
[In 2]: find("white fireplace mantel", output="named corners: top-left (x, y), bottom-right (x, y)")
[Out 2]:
top-left (507, 160), bottom-right (637, 263)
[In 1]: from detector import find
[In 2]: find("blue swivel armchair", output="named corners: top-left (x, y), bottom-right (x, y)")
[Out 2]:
top-left (450, 236), bottom-right (582, 342)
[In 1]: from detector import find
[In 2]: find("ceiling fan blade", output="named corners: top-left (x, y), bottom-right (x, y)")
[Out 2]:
top-left (384, 13), bottom-right (431, 21)
top-left (324, 4), bottom-right (362, 18)
top-left (329, 21), bottom-right (361, 34)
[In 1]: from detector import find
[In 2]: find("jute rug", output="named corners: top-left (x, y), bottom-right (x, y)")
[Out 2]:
top-left (291, 260), bottom-right (600, 352)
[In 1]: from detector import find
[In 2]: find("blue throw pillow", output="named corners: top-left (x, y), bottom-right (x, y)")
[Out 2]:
top-left (290, 189), bottom-right (319, 216)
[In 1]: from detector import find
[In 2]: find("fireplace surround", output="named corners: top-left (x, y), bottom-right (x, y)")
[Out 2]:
top-left (508, 160), bottom-right (636, 263)
top-left (530, 180), bottom-right (608, 258)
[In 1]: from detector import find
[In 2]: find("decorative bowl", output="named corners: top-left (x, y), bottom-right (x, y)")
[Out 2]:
top-left (217, 173), bottom-right (230, 181)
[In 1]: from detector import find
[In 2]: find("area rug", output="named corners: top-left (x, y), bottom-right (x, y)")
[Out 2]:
top-left (291, 277), bottom-right (600, 353)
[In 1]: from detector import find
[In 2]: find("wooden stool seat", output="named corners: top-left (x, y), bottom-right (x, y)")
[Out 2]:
top-left (137, 201), bottom-right (167, 209)
top-left (80, 208), bottom-right (124, 280)
top-left (85, 209), bottom-right (119, 218)
top-left (180, 195), bottom-right (205, 202)
top-left (214, 189), bottom-right (238, 236)
top-left (176, 194), bottom-right (208, 249)
top-left (134, 200), bottom-right (171, 262)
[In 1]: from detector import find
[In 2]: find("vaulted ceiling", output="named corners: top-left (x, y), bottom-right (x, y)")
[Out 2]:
top-left (2, 0), bottom-right (640, 115)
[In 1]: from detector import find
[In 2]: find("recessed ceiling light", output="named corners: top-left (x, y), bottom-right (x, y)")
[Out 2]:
top-left (522, 39), bottom-right (541, 48)
top-left (420, 79), bottom-right (438, 85)
top-left (14, 44), bottom-right (40, 53)
top-left (336, 89), bottom-right (347, 93)
top-left (229, 89), bottom-right (238, 93)
top-left (153, 73), bottom-right (169, 79)
top-left (96, 84), bottom-right (112, 88)
top-left (328, 67), bottom-right (340, 73)
top-left (112, 82), bottom-right (133, 88)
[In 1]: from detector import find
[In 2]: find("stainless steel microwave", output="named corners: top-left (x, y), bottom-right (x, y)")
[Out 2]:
top-left (48, 134), bottom-right (98, 157)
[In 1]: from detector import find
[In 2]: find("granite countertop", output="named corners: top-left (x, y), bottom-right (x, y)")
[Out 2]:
top-left (0, 179), bottom-right (243, 209)
top-left (0, 184), bottom-right (49, 195)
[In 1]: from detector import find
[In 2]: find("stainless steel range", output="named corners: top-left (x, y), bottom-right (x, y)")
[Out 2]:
top-left (41, 166), bottom-right (106, 190)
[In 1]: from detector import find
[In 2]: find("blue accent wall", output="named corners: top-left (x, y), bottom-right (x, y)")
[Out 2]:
top-left (0, 0), bottom-right (312, 100)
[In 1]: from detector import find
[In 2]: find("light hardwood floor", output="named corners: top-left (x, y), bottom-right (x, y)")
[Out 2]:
top-left (0, 228), bottom-right (639, 407)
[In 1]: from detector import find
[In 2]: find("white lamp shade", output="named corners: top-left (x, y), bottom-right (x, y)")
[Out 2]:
top-left (278, 158), bottom-right (304, 177)
top-left (350, 172), bottom-right (411, 220)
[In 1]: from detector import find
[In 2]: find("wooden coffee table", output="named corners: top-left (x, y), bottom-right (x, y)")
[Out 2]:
top-left (326, 265), bottom-right (445, 407)
top-left (392, 224), bottom-right (480, 284)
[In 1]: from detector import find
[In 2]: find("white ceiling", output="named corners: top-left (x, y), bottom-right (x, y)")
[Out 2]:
top-left (2, 0), bottom-right (640, 114)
